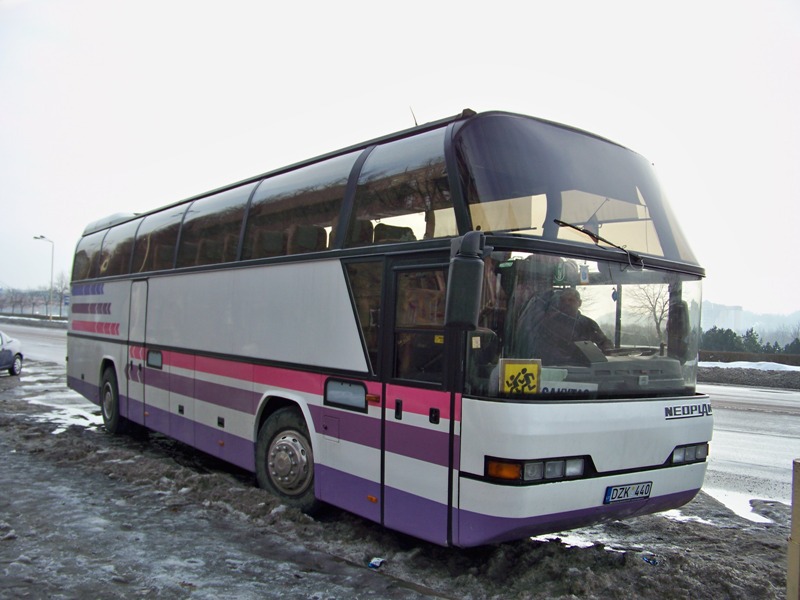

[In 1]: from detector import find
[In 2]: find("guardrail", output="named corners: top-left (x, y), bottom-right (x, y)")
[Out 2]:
top-left (0, 314), bottom-right (68, 329)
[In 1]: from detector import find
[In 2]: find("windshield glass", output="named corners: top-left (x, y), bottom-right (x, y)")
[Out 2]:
top-left (455, 113), bottom-right (698, 265)
top-left (465, 250), bottom-right (702, 400)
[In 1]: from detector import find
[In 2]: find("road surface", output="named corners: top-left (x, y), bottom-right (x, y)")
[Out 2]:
top-left (699, 383), bottom-right (800, 506)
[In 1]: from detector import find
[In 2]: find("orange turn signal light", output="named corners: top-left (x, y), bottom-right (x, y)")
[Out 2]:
top-left (486, 460), bottom-right (522, 481)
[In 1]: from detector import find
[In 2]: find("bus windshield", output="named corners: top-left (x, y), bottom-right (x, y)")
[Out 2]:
top-left (466, 250), bottom-right (702, 399)
top-left (455, 113), bottom-right (698, 265)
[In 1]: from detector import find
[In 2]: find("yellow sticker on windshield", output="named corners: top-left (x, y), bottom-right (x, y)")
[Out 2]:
top-left (499, 359), bottom-right (542, 395)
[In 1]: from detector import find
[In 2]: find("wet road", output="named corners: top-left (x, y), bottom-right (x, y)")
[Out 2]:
top-left (699, 383), bottom-right (800, 505)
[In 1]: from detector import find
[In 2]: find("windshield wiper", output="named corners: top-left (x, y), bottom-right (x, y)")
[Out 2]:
top-left (554, 219), bottom-right (643, 266)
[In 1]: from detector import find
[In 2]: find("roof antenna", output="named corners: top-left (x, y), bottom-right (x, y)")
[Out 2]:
top-left (409, 106), bottom-right (418, 126)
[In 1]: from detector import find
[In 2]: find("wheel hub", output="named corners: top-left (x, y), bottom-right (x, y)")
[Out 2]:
top-left (268, 431), bottom-right (310, 495)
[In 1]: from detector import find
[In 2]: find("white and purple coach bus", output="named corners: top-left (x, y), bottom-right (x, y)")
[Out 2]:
top-left (67, 110), bottom-right (712, 547)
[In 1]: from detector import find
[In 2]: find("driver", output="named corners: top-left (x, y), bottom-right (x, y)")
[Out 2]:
top-left (539, 288), bottom-right (612, 364)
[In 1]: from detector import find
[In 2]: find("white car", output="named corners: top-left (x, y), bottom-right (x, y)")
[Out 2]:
top-left (0, 330), bottom-right (23, 376)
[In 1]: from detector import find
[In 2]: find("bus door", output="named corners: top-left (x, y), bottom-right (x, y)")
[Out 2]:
top-left (382, 258), bottom-right (455, 546)
top-left (126, 280), bottom-right (148, 426)
top-left (128, 279), bottom-right (171, 434)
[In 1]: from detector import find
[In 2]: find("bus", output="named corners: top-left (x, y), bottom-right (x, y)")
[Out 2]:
top-left (67, 109), bottom-right (712, 547)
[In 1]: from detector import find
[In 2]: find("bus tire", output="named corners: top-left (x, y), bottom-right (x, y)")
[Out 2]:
top-left (100, 367), bottom-right (129, 435)
top-left (256, 407), bottom-right (319, 513)
top-left (8, 354), bottom-right (22, 376)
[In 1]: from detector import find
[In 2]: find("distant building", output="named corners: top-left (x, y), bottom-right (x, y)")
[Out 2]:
top-left (701, 302), bottom-right (743, 331)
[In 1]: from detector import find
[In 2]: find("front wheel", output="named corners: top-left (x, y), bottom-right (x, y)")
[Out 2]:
top-left (8, 354), bottom-right (22, 376)
top-left (255, 407), bottom-right (319, 513)
top-left (100, 367), bottom-right (129, 434)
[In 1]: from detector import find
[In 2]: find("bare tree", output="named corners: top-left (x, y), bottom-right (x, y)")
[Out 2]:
top-left (55, 272), bottom-right (70, 317)
top-left (8, 289), bottom-right (26, 314)
top-left (628, 285), bottom-right (670, 342)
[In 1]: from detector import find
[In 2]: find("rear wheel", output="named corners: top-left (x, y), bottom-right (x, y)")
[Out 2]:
top-left (256, 407), bottom-right (319, 513)
top-left (100, 367), bottom-right (128, 434)
top-left (8, 354), bottom-right (22, 376)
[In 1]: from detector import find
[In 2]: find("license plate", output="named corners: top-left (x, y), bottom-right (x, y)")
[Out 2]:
top-left (604, 481), bottom-right (652, 504)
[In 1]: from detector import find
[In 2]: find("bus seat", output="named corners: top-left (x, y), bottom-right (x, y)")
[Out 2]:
top-left (348, 219), bottom-right (374, 246)
top-left (252, 229), bottom-right (287, 258)
top-left (288, 225), bottom-right (327, 254)
top-left (154, 245), bottom-right (175, 270)
top-left (196, 239), bottom-right (224, 265)
top-left (102, 251), bottom-right (127, 276)
top-left (374, 223), bottom-right (415, 244)
top-left (222, 234), bottom-right (240, 262)
top-left (72, 251), bottom-right (91, 280)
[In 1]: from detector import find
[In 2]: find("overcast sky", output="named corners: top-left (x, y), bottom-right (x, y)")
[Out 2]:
top-left (1, 0), bottom-right (798, 316)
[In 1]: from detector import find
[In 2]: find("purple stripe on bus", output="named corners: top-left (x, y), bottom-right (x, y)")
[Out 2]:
top-left (142, 368), bottom-right (259, 415)
top-left (170, 412), bottom-right (195, 447)
top-left (68, 376), bottom-right (98, 405)
top-left (194, 377), bottom-right (259, 415)
top-left (142, 402), bottom-right (256, 472)
top-left (383, 485), bottom-right (449, 545)
top-left (71, 302), bottom-right (112, 314)
top-left (307, 405), bottom-right (381, 449)
top-left (455, 488), bottom-right (700, 547)
top-left (125, 396), bottom-right (144, 424)
top-left (71, 283), bottom-right (105, 296)
top-left (195, 420), bottom-right (256, 472)
top-left (169, 371), bottom-right (194, 398)
top-left (315, 464), bottom-right (381, 523)
top-left (385, 420), bottom-right (454, 469)
top-left (143, 401), bottom-right (170, 435)
top-left (144, 367), bottom-right (169, 390)
top-left (308, 405), bottom-right (460, 469)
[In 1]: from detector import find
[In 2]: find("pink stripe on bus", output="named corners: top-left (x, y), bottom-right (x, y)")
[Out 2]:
top-left (164, 350), bottom-right (194, 371)
top-left (72, 320), bottom-right (120, 336)
top-left (196, 355), bottom-right (253, 382)
top-left (385, 384), bottom-right (460, 421)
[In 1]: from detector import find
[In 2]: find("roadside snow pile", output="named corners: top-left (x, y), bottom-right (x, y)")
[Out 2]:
top-left (698, 365), bottom-right (800, 390)
top-left (700, 361), bottom-right (800, 372)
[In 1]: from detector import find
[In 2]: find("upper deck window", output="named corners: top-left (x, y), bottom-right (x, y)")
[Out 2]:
top-left (71, 230), bottom-right (105, 281)
top-left (131, 205), bottom-right (187, 272)
top-left (346, 128), bottom-right (457, 247)
top-left (454, 114), bottom-right (698, 265)
top-left (97, 219), bottom-right (139, 277)
top-left (242, 152), bottom-right (359, 259)
top-left (176, 183), bottom-right (256, 268)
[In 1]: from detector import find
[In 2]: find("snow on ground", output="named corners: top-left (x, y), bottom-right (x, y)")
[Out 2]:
top-left (1, 361), bottom-right (794, 598)
top-left (700, 360), bottom-right (800, 371)
top-left (17, 365), bottom-right (794, 534)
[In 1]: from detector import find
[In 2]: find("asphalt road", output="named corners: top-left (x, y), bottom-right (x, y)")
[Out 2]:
top-left (699, 383), bottom-right (800, 505)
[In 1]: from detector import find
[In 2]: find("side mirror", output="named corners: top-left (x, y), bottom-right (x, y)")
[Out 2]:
top-left (444, 231), bottom-right (491, 330)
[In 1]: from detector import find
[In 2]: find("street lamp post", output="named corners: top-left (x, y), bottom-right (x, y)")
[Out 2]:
top-left (33, 235), bottom-right (54, 320)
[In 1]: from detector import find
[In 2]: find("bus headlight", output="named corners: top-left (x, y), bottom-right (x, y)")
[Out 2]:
top-left (487, 456), bottom-right (587, 484)
top-left (672, 443), bottom-right (709, 464)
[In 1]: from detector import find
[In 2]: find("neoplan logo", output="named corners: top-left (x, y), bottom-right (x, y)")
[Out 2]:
top-left (664, 403), bottom-right (713, 420)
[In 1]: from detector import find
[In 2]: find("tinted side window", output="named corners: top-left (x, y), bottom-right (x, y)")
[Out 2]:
top-left (242, 152), bottom-right (359, 259)
top-left (346, 129), bottom-right (457, 247)
top-left (176, 183), bottom-right (255, 268)
top-left (98, 219), bottom-right (139, 277)
top-left (71, 231), bottom-right (105, 281)
top-left (131, 205), bottom-right (187, 273)
top-left (345, 261), bottom-right (383, 373)
top-left (394, 267), bottom-right (447, 383)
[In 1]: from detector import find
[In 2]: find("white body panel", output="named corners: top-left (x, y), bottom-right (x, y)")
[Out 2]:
top-left (460, 395), bottom-right (713, 475)
top-left (145, 260), bottom-right (367, 373)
